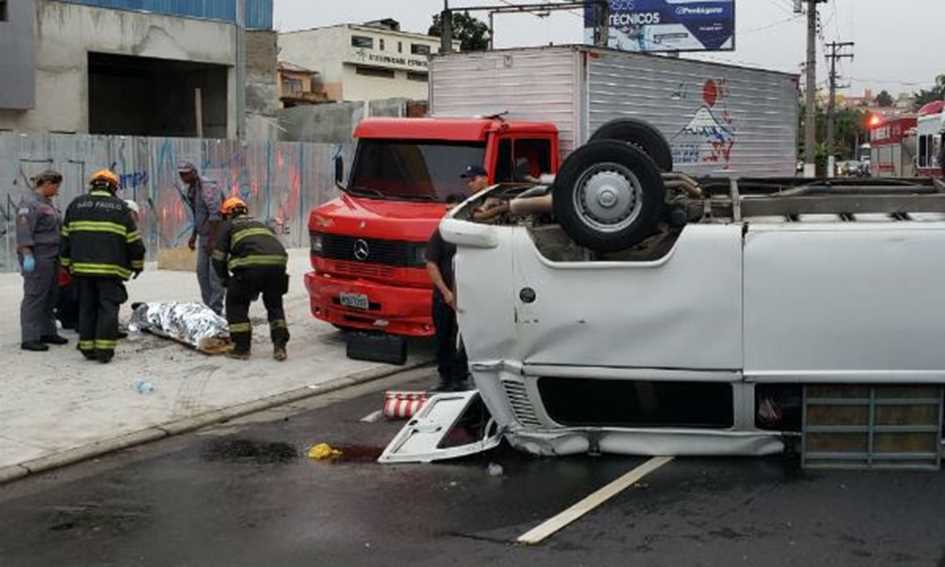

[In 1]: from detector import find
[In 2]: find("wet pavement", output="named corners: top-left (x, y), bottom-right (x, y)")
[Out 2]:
top-left (1, 371), bottom-right (945, 567)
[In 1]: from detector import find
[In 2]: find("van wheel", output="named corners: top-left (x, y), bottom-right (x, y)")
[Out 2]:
top-left (589, 118), bottom-right (674, 172)
top-left (553, 140), bottom-right (666, 252)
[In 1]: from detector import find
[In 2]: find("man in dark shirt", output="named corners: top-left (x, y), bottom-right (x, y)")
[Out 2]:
top-left (425, 165), bottom-right (489, 392)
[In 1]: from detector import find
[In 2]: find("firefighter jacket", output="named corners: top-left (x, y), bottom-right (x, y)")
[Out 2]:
top-left (60, 189), bottom-right (146, 280)
top-left (212, 215), bottom-right (287, 280)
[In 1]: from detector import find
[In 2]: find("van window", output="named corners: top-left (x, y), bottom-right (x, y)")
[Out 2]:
top-left (919, 135), bottom-right (928, 168)
top-left (495, 139), bottom-right (513, 182)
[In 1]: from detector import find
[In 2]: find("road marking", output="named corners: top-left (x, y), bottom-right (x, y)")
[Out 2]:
top-left (360, 410), bottom-right (384, 423)
top-left (516, 456), bottom-right (674, 545)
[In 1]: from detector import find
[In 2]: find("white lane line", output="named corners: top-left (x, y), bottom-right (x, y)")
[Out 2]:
top-left (517, 456), bottom-right (674, 545)
top-left (360, 410), bottom-right (384, 423)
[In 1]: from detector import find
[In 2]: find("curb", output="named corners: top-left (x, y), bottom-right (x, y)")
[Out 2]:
top-left (0, 358), bottom-right (432, 486)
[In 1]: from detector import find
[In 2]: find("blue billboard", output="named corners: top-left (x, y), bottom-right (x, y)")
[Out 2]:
top-left (584, 0), bottom-right (735, 53)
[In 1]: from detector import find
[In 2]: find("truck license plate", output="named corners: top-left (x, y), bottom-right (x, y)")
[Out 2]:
top-left (339, 292), bottom-right (370, 310)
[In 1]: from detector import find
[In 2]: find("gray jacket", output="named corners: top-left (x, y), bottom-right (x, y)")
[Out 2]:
top-left (185, 176), bottom-right (223, 239)
top-left (15, 191), bottom-right (61, 259)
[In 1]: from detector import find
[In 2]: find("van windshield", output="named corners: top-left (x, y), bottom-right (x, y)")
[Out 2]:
top-left (347, 139), bottom-right (486, 202)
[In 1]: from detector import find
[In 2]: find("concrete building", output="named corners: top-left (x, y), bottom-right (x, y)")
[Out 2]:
top-left (0, 0), bottom-right (273, 139)
top-left (278, 19), bottom-right (459, 103)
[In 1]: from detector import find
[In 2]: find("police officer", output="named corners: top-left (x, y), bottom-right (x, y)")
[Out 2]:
top-left (212, 197), bottom-right (289, 361)
top-left (178, 161), bottom-right (225, 315)
top-left (424, 164), bottom-right (489, 391)
top-left (16, 170), bottom-right (68, 352)
top-left (60, 170), bottom-right (146, 363)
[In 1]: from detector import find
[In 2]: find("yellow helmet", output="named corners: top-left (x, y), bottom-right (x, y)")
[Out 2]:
top-left (89, 169), bottom-right (120, 191)
top-left (221, 196), bottom-right (248, 216)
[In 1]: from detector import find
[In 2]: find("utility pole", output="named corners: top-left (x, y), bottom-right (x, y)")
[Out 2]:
top-left (440, 1), bottom-right (453, 54)
top-left (802, 0), bottom-right (827, 177)
top-left (825, 41), bottom-right (854, 177)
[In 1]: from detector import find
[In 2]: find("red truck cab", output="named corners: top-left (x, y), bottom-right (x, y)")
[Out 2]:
top-left (305, 117), bottom-right (559, 336)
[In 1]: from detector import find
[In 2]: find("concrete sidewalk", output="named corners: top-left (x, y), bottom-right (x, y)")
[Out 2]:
top-left (0, 249), bottom-right (432, 480)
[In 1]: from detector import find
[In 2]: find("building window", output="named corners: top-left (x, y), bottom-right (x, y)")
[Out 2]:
top-left (379, 39), bottom-right (385, 51)
top-left (355, 65), bottom-right (395, 79)
top-left (398, 42), bottom-right (403, 53)
top-left (407, 71), bottom-right (428, 83)
top-left (0, 0), bottom-right (8, 22)
top-left (351, 35), bottom-right (374, 49)
top-left (283, 77), bottom-right (304, 96)
top-left (411, 44), bottom-right (431, 56)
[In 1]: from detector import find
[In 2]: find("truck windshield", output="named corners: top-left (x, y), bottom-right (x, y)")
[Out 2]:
top-left (348, 139), bottom-right (486, 202)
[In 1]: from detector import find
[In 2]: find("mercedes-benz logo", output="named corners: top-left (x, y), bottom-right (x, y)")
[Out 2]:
top-left (353, 239), bottom-right (370, 261)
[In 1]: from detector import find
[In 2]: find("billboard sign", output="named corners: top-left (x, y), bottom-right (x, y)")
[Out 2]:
top-left (584, 0), bottom-right (736, 53)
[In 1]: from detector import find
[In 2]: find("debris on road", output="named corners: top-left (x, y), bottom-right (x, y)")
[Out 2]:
top-left (129, 302), bottom-right (231, 354)
top-left (307, 443), bottom-right (343, 461)
top-left (133, 380), bottom-right (155, 394)
top-left (382, 391), bottom-right (428, 420)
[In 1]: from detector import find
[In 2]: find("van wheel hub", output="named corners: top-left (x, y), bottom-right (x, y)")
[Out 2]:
top-left (573, 164), bottom-right (643, 233)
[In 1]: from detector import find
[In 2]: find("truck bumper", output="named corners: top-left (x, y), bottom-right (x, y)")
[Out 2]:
top-left (304, 271), bottom-right (434, 337)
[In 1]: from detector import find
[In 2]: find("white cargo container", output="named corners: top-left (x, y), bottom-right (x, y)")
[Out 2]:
top-left (430, 45), bottom-right (799, 178)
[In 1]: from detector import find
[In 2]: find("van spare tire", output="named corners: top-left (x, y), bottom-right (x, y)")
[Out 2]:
top-left (589, 118), bottom-right (674, 172)
top-left (553, 140), bottom-right (666, 252)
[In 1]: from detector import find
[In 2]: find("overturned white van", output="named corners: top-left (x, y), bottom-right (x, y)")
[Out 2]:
top-left (438, 141), bottom-right (945, 469)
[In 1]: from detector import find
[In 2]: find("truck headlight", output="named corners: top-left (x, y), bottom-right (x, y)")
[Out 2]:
top-left (311, 232), bottom-right (324, 255)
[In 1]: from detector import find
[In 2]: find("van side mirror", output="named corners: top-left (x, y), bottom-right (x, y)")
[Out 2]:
top-left (334, 155), bottom-right (344, 188)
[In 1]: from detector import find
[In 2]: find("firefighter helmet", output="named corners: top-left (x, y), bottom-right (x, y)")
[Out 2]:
top-left (89, 169), bottom-right (120, 191)
top-left (221, 196), bottom-right (248, 216)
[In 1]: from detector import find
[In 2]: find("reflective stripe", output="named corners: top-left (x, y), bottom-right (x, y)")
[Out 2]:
top-left (229, 322), bottom-right (252, 333)
top-left (131, 260), bottom-right (144, 269)
top-left (126, 231), bottom-right (142, 243)
top-left (270, 319), bottom-right (288, 329)
top-left (71, 262), bottom-right (132, 279)
top-left (228, 254), bottom-right (287, 270)
top-left (61, 227), bottom-right (70, 236)
top-left (60, 258), bottom-right (72, 267)
top-left (78, 340), bottom-right (95, 351)
top-left (211, 250), bottom-right (227, 260)
top-left (67, 220), bottom-right (128, 237)
top-left (232, 227), bottom-right (275, 246)
top-left (89, 191), bottom-right (112, 198)
top-left (94, 340), bottom-right (117, 349)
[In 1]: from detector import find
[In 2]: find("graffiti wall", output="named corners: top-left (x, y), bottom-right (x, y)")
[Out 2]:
top-left (0, 133), bottom-right (354, 272)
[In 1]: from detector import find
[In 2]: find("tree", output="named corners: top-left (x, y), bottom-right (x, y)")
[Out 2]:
top-left (428, 11), bottom-right (491, 52)
top-left (874, 90), bottom-right (894, 108)
top-left (912, 74), bottom-right (945, 110)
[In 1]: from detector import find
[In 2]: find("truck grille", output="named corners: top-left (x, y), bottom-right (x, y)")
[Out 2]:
top-left (331, 259), bottom-right (396, 279)
top-left (321, 234), bottom-right (412, 267)
top-left (502, 381), bottom-right (542, 427)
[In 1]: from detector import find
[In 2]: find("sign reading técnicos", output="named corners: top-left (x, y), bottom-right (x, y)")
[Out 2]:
top-left (584, 0), bottom-right (735, 53)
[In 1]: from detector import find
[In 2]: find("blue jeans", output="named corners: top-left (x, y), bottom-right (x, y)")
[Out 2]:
top-left (196, 236), bottom-right (225, 315)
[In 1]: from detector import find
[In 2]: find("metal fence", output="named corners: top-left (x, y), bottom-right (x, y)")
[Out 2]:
top-left (0, 133), bottom-right (353, 272)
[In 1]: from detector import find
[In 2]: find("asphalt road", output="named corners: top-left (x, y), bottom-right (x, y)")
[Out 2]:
top-left (1, 368), bottom-right (944, 567)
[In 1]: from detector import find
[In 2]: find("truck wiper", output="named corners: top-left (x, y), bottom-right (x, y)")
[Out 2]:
top-left (346, 186), bottom-right (386, 199)
top-left (390, 193), bottom-right (439, 202)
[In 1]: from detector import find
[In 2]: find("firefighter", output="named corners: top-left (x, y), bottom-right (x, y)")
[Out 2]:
top-left (212, 197), bottom-right (290, 361)
top-left (16, 170), bottom-right (68, 351)
top-left (60, 170), bottom-right (146, 363)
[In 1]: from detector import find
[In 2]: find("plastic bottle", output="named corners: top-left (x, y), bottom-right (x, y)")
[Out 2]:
top-left (134, 380), bottom-right (155, 394)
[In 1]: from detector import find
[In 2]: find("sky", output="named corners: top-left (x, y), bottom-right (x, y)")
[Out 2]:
top-left (273, 0), bottom-right (944, 97)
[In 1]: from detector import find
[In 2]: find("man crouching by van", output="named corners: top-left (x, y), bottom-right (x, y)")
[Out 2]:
top-left (426, 165), bottom-right (489, 392)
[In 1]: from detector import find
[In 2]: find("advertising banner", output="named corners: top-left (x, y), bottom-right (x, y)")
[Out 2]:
top-left (584, 0), bottom-right (736, 53)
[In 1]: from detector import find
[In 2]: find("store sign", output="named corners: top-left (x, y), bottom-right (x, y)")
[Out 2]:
top-left (347, 47), bottom-right (432, 72)
top-left (584, 0), bottom-right (735, 53)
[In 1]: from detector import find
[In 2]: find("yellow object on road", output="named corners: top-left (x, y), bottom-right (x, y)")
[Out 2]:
top-left (308, 443), bottom-right (342, 460)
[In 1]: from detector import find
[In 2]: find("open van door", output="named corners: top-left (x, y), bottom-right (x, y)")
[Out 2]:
top-left (378, 391), bottom-right (502, 464)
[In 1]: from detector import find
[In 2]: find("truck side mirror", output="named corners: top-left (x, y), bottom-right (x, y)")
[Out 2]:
top-left (334, 155), bottom-right (344, 188)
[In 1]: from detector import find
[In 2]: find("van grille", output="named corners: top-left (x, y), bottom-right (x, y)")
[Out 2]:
top-left (502, 381), bottom-right (542, 427)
